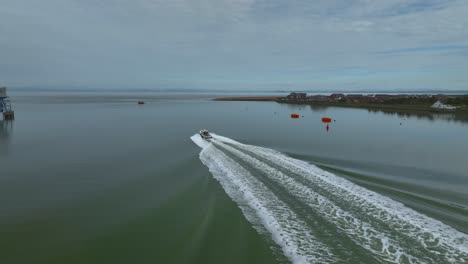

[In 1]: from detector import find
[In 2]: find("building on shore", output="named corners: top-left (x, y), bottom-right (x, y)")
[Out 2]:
top-left (431, 101), bottom-right (456, 110)
top-left (330, 94), bottom-right (345, 101)
top-left (283, 92), bottom-right (463, 108)
top-left (286, 92), bottom-right (307, 101)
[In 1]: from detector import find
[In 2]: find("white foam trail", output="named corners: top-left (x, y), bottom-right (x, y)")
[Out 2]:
top-left (190, 134), bottom-right (210, 149)
top-left (214, 141), bottom-right (417, 263)
top-left (199, 143), bottom-right (337, 263)
top-left (214, 135), bottom-right (468, 263)
top-left (191, 133), bottom-right (468, 263)
top-left (211, 134), bottom-right (238, 145)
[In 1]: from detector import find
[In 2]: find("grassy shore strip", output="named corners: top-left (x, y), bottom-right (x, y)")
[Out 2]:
top-left (212, 96), bottom-right (281, 101)
top-left (279, 101), bottom-right (432, 112)
top-left (277, 101), bottom-right (468, 112)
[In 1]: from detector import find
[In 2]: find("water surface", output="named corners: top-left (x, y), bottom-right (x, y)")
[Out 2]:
top-left (1, 91), bottom-right (467, 263)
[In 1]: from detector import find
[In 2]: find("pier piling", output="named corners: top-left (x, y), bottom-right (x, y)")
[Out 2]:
top-left (3, 111), bottom-right (14, 120)
top-left (0, 86), bottom-right (14, 120)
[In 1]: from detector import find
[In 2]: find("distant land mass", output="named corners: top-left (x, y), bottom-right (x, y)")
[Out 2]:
top-left (214, 92), bottom-right (468, 113)
top-left (7, 86), bottom-right (468, 94)
top-left (273, 89), bottom-right (468, 94)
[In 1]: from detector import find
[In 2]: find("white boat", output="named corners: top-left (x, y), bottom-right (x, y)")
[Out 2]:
top-left (199, 129), bottom-right (213, 141)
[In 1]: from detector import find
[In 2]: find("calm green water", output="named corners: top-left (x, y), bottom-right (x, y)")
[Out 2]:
top-left (1, 92), bottom-right (467, 263)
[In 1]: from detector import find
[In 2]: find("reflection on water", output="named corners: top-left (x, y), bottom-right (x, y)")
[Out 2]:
top-left (308, 104), bottom-right (328, 112)
top-left (283, 103), bottom-right (328, 113)
top-left (279, 102), bottom-right (468, 123)
top-left (367, 108), bottom-right (468, 124)
top-left (0, 120), bottom-right (13, 155)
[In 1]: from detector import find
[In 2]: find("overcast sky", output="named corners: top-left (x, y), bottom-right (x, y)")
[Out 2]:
top-left (1, 0), bottom-right (468, 91)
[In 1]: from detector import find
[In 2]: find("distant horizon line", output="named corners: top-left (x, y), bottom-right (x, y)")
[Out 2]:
top-left (5, 86), bottom-right (468, 94)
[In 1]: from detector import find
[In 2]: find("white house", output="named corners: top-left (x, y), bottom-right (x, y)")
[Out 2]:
top-left (431, 101), bottom-right (456, 110)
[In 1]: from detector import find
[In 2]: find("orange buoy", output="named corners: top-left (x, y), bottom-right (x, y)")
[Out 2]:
top-left (291, 113), bottom-right (300, 119)
top-left (322, 117), bottom-right (332, 123)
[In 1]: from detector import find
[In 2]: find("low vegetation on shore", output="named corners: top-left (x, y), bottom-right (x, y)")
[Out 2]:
top-left (213, 92), bottom-right (468, 112)
top-left (277, 92), bottom-right (468, 112)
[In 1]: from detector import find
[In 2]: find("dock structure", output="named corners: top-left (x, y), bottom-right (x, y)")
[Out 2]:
top-left (0, 86), bottom-right (14, 120)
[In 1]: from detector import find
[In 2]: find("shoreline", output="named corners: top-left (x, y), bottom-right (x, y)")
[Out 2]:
top-left (212, 95), bottom-right (468, 113)
top-left (276, 101), bottom-right (468, 113)
top-left (212, 96), bottom-right (281, 101)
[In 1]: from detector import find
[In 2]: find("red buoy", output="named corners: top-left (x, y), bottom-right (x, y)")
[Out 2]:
top-left (291, 113), bottom-right (300, 119)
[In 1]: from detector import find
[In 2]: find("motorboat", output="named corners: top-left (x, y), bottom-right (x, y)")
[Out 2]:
top-left (199, 129), bottom-right (213, 141)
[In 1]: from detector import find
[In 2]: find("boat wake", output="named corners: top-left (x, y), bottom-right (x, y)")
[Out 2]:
top-left (191, 133), bottom-right (468, 264)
